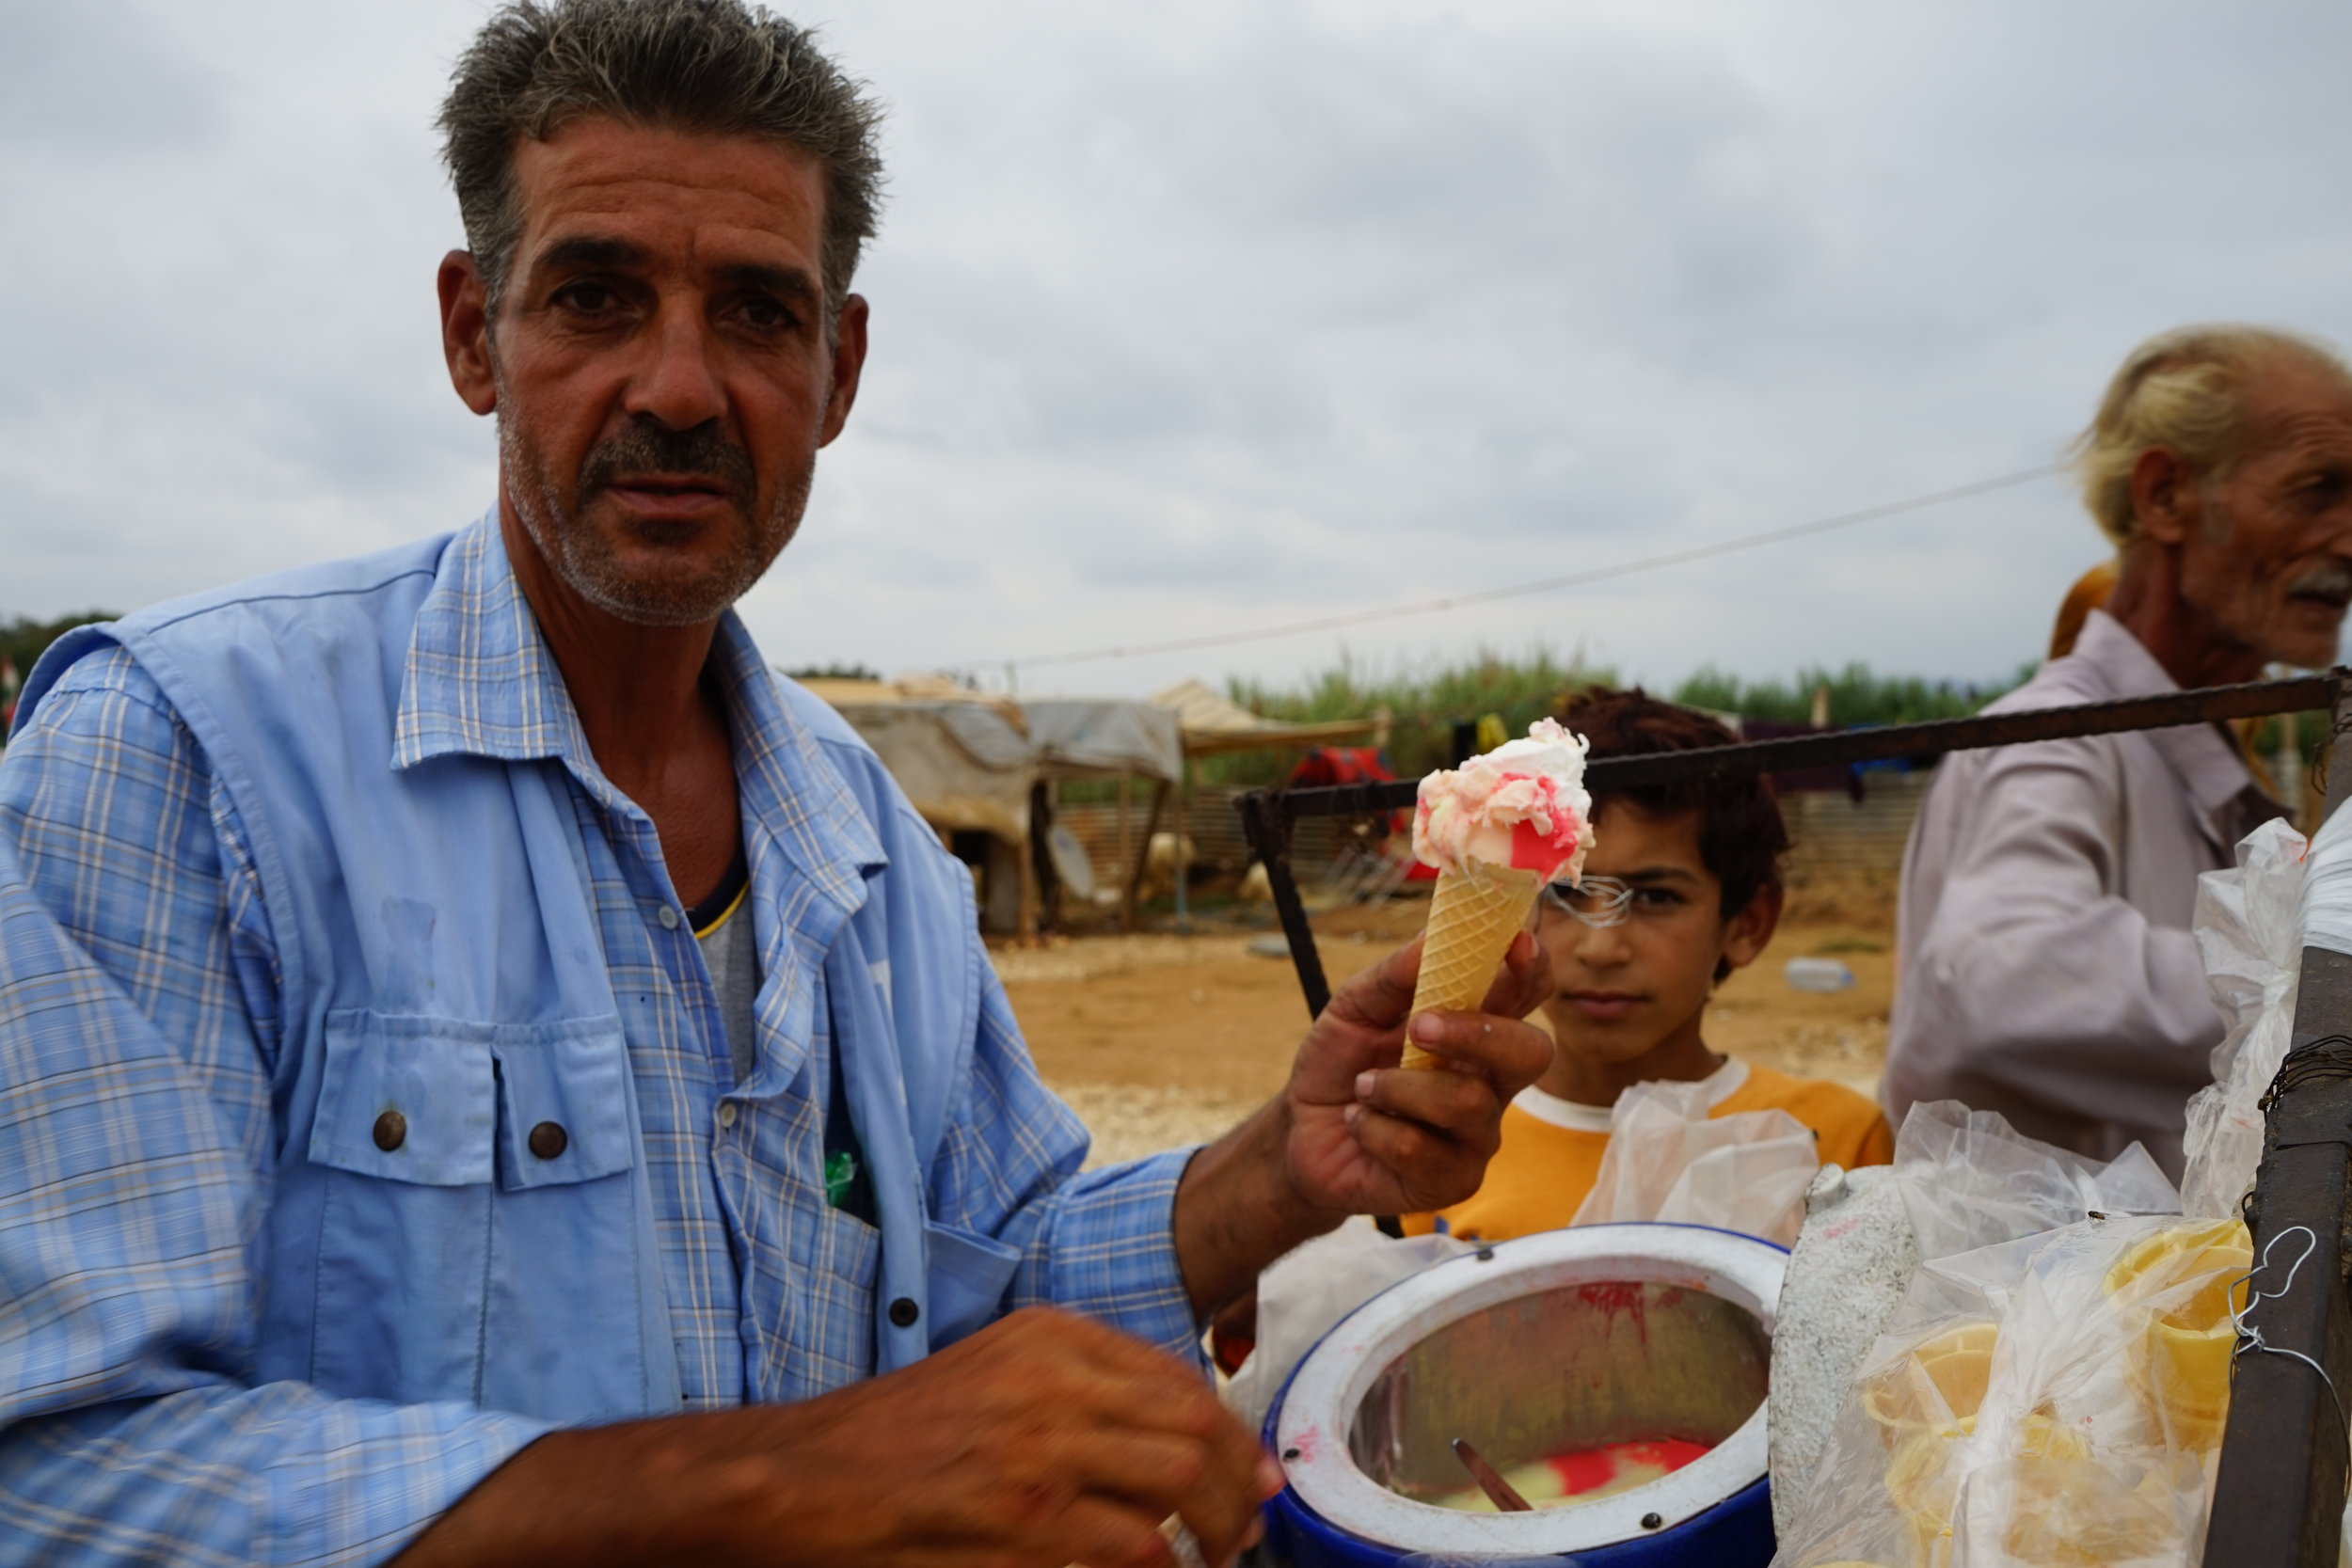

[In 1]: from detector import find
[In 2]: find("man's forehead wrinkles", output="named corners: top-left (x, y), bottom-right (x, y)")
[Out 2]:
top-left (2248, 408), bottom-right (2352, 467)
top-left (524, 192), bottom-right (813, 244)
top-left (517, 204), bottom-right (818, 293)
top-left (519, 137), bottom-right (823, 218)
top-left (2273, 410), bottom-right (2352, 444)
top-left (535, 169), bottom-right (811, 214)
top-left (507, 123), bottom-right (830, 296)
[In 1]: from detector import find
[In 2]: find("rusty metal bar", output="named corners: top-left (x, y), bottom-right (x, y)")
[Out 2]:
top-left (1252, 673), bottom-right (2334, 824)
top-left (1238, 673), bottom-right (2332, 1018)
top-left (2203, 672), bottom-right (2352, 1568)
top-left (1237, 791), bottom-right (1330, 1020)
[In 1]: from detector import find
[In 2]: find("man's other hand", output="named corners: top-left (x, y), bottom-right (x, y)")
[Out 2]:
top-left (401, 1307), bottom-right (1277, 1568)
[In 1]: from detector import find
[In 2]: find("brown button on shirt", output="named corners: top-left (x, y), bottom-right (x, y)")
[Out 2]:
top-left (1883, 610), bottom-right (2283, 1177)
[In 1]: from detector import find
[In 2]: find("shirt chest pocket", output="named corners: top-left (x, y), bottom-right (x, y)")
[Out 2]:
top-left (306, 1010), bottom-right (662, 1422)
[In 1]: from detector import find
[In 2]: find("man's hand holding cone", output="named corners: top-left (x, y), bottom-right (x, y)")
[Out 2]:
top-left (1279, 928), bottom-right (1558, 1219)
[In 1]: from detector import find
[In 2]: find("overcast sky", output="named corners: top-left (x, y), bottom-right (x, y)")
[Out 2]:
top-left (6, 0), bottom-right (2349, 699)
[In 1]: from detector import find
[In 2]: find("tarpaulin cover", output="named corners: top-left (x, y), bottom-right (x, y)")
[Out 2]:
top-left (822, 695), bottom-right (1182, 845)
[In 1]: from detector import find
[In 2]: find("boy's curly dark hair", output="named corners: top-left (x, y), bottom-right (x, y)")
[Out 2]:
top-left (1556, 686), bottom-right (1789, 921)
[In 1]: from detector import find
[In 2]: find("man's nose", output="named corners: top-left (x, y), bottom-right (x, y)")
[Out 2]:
top-left (627, 303), bottom-right (728, 432)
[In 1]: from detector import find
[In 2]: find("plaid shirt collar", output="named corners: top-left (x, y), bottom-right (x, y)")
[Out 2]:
top-left (392, 510), bottom-right (884, 901)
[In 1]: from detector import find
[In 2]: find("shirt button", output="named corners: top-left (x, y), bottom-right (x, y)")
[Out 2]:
top-left (888, 1297), bottom-right (920, 1329)
top-left (372, 1110), bottom-right (406, 1152)
top-left (657, 905), bottom-right (682, 930)
top-left (528, 1120), bottom-right (568, 1161)
top-left (717, 1102), bottom-right (739, 1130)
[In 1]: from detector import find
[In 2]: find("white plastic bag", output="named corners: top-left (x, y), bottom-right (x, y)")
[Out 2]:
top-left (1892, 1101), bottom-right (2180, 1266)
top-left (1221, 1217), bottom-right (1472, 1434)
top-left (1569, 1078), bottom-right (1820, 1246)
top-left (2181, 818), bottom-right (2308, 1220)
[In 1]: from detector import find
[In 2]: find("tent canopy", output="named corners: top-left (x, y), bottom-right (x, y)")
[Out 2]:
top-left (1148, 678), bottom-right (1380, 758)
top-left (807, 677), bottom-right (1182, 845)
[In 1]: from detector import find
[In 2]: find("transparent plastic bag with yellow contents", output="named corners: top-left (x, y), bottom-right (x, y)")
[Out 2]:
top-left (1770, 1215), bottom-right (2249, 1568)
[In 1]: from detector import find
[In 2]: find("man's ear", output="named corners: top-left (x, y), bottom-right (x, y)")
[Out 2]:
top-left (439, 250), bottom-right (498, 417)
top-left (818, 293), bottom-right (869, 448)
top-left (1719, 881), bottom-right (1783, 974)
top-left (2127, 446), bottom-right (2201, 546)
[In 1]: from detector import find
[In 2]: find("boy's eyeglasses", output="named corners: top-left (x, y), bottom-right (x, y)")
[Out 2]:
top-left (1541, 876), bottom-right (1637, 927)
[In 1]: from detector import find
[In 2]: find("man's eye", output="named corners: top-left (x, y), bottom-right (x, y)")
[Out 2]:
top-left (739, 296), bottom-right (795, 331)
top-left (1635, 888), bottom-right (1682, 909)
top-left (556, 283), bottom-right (615, 313)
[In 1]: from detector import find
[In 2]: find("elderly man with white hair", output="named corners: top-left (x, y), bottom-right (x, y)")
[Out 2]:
top-left (1884, 325), bottom-right (2352, 1176)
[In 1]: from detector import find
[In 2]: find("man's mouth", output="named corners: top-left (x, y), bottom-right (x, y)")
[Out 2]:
top-left (608, 474), bottom-right (730, 498)
top-left (2284, 564), bottom-right (2352, 610)
top-left (600, 474), bottom-right (739, 525)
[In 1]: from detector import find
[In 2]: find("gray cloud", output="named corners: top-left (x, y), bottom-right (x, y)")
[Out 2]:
top-left (0, 0), bottom-right (225, 154)
top-left (5, 0), bottom-right (2351, 704)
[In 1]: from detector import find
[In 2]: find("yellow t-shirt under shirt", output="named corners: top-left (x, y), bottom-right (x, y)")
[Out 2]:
top-left (1401, 1057), bottom-right (1894, 1243)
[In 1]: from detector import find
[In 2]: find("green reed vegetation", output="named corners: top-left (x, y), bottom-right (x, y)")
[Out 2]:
top-left (1672, 660), bottom-right (2034, 728)
top-left (1183, 649), bottom-right (2034, 788)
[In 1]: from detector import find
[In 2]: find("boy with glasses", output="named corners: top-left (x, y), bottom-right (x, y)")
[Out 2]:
top-left (1405, 689), bottom-right (1892, 1243)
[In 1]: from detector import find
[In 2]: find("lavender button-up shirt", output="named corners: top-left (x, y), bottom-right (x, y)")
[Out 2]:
top-left (1884, 609), bottom-right (2281, 1175)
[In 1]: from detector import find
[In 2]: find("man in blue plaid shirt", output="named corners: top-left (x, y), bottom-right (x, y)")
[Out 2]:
top-left (0, 4), bottom-right (1554, 1565)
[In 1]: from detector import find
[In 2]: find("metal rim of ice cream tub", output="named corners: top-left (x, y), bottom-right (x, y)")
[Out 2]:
top-left (1269, 1222), bottom-right (1787, 1560)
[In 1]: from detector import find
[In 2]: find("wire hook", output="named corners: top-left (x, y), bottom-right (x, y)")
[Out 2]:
top-left (2231, 1225), bottom-right (2349, 1433)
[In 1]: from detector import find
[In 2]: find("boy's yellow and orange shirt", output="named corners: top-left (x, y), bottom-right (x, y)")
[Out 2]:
top-left (1401, 1057), bottom-right (1894, 1243)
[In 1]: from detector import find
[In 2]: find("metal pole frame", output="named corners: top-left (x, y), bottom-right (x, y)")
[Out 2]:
top-left (2203, 673), bottom-right (2352, 1567)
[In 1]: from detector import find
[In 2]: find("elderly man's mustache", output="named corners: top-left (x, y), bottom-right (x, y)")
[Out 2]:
top-left (580, 419), bottom-right (758, 504)
top-left (2285, 562), bottom-right (2352, 602)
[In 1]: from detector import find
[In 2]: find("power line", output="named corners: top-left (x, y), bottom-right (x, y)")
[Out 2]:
top-left (997, 461), bottom-right (2068, 670)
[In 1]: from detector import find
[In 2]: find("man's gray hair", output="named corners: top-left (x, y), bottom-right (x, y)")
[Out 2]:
top-left (2074, 323), bottom-right (2352, 548)
top-left (439, 0), bottom-right (884, 319)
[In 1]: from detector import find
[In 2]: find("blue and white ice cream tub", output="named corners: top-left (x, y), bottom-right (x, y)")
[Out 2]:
top-left (1262, 1224), bottom-right (1787, 1567)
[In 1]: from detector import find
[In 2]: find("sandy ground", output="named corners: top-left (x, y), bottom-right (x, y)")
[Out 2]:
top-left (999, 882), bottom-right (1895, 1168)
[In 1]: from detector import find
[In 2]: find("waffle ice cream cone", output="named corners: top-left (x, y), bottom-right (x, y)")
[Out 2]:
top-left (1404, 718), bottom-right (1592, 1069)
top-left (1403, 861), bottom-right (1546, 1068)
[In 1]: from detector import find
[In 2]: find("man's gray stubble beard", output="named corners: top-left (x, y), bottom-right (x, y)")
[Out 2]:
top-left (494, 388), bottom-right (813, 628)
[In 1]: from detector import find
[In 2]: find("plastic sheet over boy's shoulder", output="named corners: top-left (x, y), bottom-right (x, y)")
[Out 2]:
top-left (1570, 1078), bottom-right (1820, 1247)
